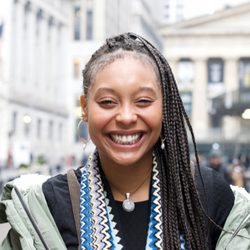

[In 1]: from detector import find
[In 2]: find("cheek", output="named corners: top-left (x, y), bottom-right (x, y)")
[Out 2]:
top-left (142, 103), bottom-right (162, 136)
top-left (87, 105), bottom-right (111, 141)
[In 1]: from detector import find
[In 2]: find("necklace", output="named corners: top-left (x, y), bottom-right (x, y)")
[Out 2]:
top-left (106, 168), bottom-right (152, 212)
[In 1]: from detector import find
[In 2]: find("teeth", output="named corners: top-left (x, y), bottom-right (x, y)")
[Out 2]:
top-left (110, 133), bottom-right (142, 145)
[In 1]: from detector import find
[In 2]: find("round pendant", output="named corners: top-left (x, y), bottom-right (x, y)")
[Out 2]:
top-left (122, 193), bottom-right (135, 212)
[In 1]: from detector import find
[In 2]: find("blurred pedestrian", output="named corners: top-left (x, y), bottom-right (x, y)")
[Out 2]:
top-left (227, 158), bottom-right (245, 188)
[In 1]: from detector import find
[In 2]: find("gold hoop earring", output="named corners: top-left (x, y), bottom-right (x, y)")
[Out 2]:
top-left (160, 135), bottom-right (166, 150)
top-left (77, 119), bottom-right (90, 150)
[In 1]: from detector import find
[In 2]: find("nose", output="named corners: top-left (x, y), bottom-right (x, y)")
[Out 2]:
top-left (115, 104), bottom-right (137, 125)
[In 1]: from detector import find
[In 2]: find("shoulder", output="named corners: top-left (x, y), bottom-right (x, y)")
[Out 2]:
top-left (195, 166), bottom-right (235, 249)
top-left (42, 167), bottom-right (82, 193)
top-left (1, 174), bottom-right (50, 202)
top-left (42, 167), bottom-right (82, 212)
top-left (195, 165), bottom-right (234, 203)
top-left (195, 165), bottom-right (235, 216)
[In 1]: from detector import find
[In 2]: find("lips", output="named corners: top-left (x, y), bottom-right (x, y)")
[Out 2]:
top-left (109, 133), bottom-right (143, 145)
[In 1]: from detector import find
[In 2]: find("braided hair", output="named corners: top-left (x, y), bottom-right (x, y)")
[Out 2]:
top-left (82, 33), bottom-right (209, 249)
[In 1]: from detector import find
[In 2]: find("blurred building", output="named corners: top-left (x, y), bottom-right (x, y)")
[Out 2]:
top-left (159, 2), bottom-right (250, 156)
top-left (0, 0), bottom-right (70, 173)
top-left (160, 0), bottom-right (214, 24)
top-left (69, 0), bottom-right (163, 166)
top-left (215, 0), bottom-right (250, 11)
top-left (160, 0), bottom-right (250, 25)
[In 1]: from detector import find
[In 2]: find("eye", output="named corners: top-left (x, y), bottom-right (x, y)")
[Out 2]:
top-left (139, 99), bottom-right (152, 103)
top-left (137, 99), bottom-right (153, 105)
top-left (98, 100), bottom-right (116, 105)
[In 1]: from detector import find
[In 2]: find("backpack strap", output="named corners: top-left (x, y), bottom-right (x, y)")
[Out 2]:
top-left (67, 169), bottom-right (81, 250)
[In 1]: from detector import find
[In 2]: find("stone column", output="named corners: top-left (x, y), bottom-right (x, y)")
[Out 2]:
top-left (224, 57), bottom-right (239, 92)
top-left (13, 1), bottom-right (25, 88)
top-left (57, 24), bottom-right (67, 102)
top-left (222, 57), bottom-right (240, 140)
top-left (47, 17), bottom-right (54, 96)
top-left (191, 58), bottom-right (209, 136)
top-left (38, 12), bottom-right (48, 94)
top-left (0, 85), bottom-right (9, 164)
top-left (26, 3), bottom-right (37, 90)
top-left (50, 20), bottom-right (57, 100)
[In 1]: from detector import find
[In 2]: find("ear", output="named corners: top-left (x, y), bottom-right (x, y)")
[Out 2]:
top-left (80, 95), bottom-right (88, 122)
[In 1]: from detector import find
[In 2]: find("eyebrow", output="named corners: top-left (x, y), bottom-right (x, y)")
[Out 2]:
top-left (95, 86), bottom-right (157, 96)
top-left (138, 86), bottom-right (157, 97)
top-left (96, 87), bottom-right (115, 94)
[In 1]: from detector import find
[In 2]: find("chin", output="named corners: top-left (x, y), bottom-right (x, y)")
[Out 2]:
top-left (115, 158), bottom-right (137, 166)
top-left (110, 150), bottom-right (149, 167)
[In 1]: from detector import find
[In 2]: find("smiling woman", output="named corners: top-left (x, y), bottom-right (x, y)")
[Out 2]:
top-left (82, 57), bottom-right (162, 170)
top-left (1, 33), bottom-right (250, 250)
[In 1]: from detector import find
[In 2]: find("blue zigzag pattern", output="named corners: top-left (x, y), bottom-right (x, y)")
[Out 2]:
top-left (80, 149), bottom-right (187, 250)
top-left (80, 166), bottom-right (92, 249)
top-left (180, 231), bottom-right (188, 250)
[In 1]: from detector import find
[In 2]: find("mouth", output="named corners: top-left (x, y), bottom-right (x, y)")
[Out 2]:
top-left (109, 133), bottom-right (143, 145)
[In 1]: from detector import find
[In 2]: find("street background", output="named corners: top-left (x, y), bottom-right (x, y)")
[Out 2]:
top-left (1, 0), bottom-right (250, 243)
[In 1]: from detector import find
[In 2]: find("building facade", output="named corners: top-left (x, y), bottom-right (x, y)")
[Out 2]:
top-left (159, 2), bottom-right (250, 155)
top-left (0, 0), bottom-right (70, 173)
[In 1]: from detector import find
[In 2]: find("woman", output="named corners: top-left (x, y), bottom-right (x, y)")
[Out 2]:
top-left (1, 33), bottom-right (250, 250)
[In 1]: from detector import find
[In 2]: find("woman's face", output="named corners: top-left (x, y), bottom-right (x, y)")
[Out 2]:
top-left (81, 56), bottom-right (162, 166)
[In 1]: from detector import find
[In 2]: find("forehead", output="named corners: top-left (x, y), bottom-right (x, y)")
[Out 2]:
top-left (92, 57), bottom-right (161, 91)
top-left (88, 50), bottom-right (161, 83)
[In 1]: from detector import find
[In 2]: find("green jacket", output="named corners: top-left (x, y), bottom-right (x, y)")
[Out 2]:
top-left (215, 185), bottom-right (250, 250)
top-left (0, 174), bottom-right (67, 250)
top-left (1, 175), bottom-right (250, 250)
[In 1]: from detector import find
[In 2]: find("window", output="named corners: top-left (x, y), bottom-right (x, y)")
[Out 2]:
top-left (86, 0), bottom-right (93, 40)
top-left (58, 123), bottom-right (63, 141)
top-left (48, 17), bottom-right (53, 42)
top-left (24, 123), bottom-right (30, 136)
top-left (211, 115), bottom-right (221, 128)
top-left (208, 58), bottom-right (224, 84)
top-left (177, 59), bottom-right (194, 91)
top-left (24, 2), bottom-right (30, 30)
top-left (239, 58), bottom-right (250, 89)
top-left (37, 119), bottom-right (41, 138)
top-left (36, 9), bottom-right (42, 37)
top-left (74, 7), bottom-right (81, 40)
top-left (207, 58), bottom-right (224, 98)
top-left (12, 112), bottom-right (17, 135)
top-left (48, 120), bottom-right (53, 140)
top-left (86, 11), bottom-right (93, 40)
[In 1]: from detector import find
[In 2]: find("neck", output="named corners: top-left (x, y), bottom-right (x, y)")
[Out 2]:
top-left (99, 150), bottom-right (153, 202)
